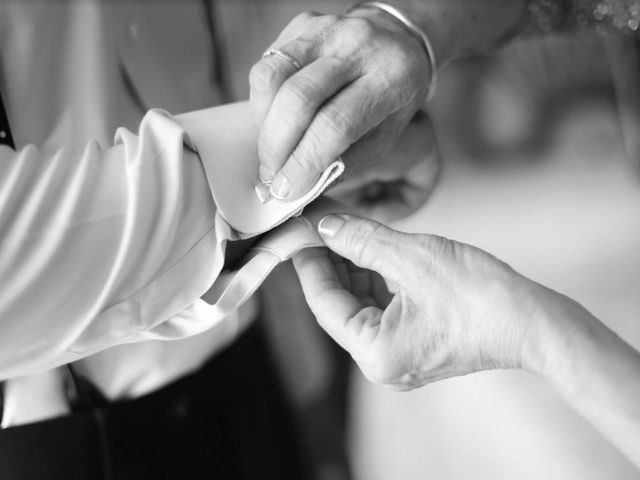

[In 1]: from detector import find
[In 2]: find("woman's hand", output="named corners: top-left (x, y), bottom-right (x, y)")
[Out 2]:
top-left (292, 214), bottom-right (551, 390)
top-left (249, 9), bottom-right (431, 201)
top-left (293, 213), bottom-right (640, 467)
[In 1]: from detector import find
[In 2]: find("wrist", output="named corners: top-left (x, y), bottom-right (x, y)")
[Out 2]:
top-left (348, 1), bottom-right (452, 64)
top-left (362, 0), bottom-right (526, 65)
top-left (347, 3), bottom-right (437, 100)
top-left (356, 0), bottom-right (463, 66)
top-left (520, 282), bottom-right (603, 384)
top-left (346, 6), bottom-right (416, 42)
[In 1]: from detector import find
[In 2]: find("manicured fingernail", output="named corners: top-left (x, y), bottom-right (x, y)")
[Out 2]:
top-left (270, 176), bottom-right (291, 200)
top-left (318, 215), bottom-right (345, 238)
top-left (259, 165), bottom-right (274, 184)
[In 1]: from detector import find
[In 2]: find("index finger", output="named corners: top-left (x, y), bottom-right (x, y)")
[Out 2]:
top-left (293, 248), bottom-right (373, 351)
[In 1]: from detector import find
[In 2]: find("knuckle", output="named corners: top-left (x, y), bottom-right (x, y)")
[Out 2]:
top-left (299, 13), bottom-right (343, 33)
top-left (318, 105), bottom-right (358, 143)
top-left (293, 10), bottom-right (320, 25)
top-left (282, 76), bottom-right (318, 110)
top-left (349, 221), bottom-right (387, 267)
top-left (288, 144), bottom-right (325, 176)
top-left (363, 350), bottom-right (397, 385)
top-left (414, 234), bottom-right (451, 270)
top-left (249, 61), bottom-right (279, 91)
top-left (344, 16), bottom-right (376, 40)
top-left (288, 10), bottom-right (320, 27)
top-left (320, 13), bottom-right (342, 26)
top-left (287, 10), bottom-right (325, 31)
top-left (292, 36), bottom-right (317, 55)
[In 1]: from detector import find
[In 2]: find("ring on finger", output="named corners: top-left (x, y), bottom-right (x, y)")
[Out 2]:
top-left (262, 48), bottom-right (302, 71)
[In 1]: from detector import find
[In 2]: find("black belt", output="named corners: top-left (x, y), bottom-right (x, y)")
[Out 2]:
top-left (0, 324), bottom-right (311, 480)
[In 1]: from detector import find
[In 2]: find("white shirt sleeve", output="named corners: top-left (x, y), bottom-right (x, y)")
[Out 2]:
top-left (0, 108), bottom-right (223, 380)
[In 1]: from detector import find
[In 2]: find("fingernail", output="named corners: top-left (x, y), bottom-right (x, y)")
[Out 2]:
top-left (270, 176), bottom-right (291, 200)
top-left (318, 215), bottom-right (345, 238)
top-left (254, 182), bottom-right (272, 203)
top-left (259, 165), bottom-right (274, 184)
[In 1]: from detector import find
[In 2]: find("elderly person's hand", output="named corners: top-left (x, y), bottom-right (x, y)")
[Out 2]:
top-left (292, 213), bottom-right (546, 389)
top-left (292, 215), bottom-right (640, 466)
top-left (249, 8), bottom-right (432, 202)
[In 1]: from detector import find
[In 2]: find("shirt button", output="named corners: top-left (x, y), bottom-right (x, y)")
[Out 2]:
top-left (0, 131), bottom-right (6, 139)
top-left (127, 22), bottom-right (140, 41)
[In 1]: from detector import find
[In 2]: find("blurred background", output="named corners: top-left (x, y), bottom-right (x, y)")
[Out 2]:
top-left (4, 1), bottom-right (639, 478)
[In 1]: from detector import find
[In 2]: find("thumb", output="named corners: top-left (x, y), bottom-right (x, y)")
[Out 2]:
top-left (317, 214), bottom-right (402, 282)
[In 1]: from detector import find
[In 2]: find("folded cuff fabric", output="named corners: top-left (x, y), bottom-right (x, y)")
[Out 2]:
top-left (175, 102), bottom-right (345, 237)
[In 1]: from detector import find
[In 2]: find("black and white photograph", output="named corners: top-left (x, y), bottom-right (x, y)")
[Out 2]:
top-left (0, 0), bottom-right (639, 478)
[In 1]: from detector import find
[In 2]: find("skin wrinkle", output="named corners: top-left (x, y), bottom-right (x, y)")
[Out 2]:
top-left (299, 216), bottom-right (541, 393)
top-left (290, 34), bottom-right (324, 63)
top-left (339, 112), bottom-right (403, 177)
top-left (279, 78), bottom-right (319, 118)
top-left (319, 102), bottom-right (359, 145)
top-left (298, 249), bottom-right (341, 300)
top-left (335, 261), bottom-right (351, 290)
top-left (287, 145), bottom-right (323, 179)
top-left (352, 10), bottom-right (429, 96)
top-left (253, 8), bottom-right (429, 202)
top-left (286, 104), bottom-right (351, 174)
top-left (350, 221), bottom-right (387, 271)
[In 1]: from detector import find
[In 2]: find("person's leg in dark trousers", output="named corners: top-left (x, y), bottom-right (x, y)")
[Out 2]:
top-left (0, 323), bottom-right (313, 480)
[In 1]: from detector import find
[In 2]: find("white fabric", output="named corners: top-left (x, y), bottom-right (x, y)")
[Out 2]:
top-left (0, 101), bottom-right (343, 423)
top-left (0, 1), bottom-right (237, 423)
top-left (1, 369), bottom-right (70, 428)
top-left (176, 103), bottom-right (344, 236)
top-left (0, 109), bottom-right (222, 379)
top-left (0, 1), bottom-right (345, 427)
top-left (201, 197), bottom-right (352, 328)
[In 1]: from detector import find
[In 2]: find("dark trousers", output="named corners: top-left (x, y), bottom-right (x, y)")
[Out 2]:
top-left (0, 324), bottom-right (311, 480)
